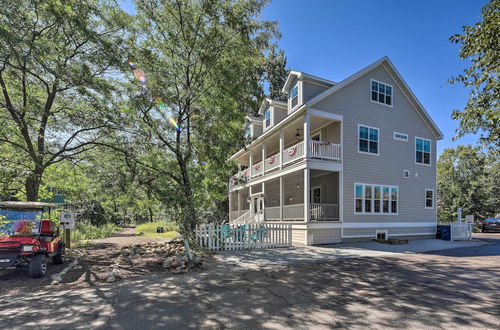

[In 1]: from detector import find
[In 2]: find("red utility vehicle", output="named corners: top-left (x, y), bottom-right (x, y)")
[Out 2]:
top-left (0, 202), bottom-right (65, 278)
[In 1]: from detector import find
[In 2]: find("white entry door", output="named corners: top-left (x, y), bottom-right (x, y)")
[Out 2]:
top-left (252, 195), bottom-right (265, 222)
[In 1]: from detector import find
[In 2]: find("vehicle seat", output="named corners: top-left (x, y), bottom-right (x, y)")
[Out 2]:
top-left (40, 220), bottom-right (56, 237)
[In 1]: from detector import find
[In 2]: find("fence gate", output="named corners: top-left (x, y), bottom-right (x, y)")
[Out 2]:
top-left (195, 223), bottom-right (292, 251)
top-left (451, 222), bottom-right (473, 241)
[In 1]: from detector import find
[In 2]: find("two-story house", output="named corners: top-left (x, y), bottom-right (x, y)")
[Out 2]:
top-left (228, 57), bottom-right (443, 246)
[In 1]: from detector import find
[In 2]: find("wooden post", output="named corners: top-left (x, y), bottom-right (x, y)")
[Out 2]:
top-left (65, 228), bottom-right (71, 249)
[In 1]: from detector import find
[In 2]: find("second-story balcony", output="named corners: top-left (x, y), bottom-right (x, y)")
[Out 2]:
top-left (230, 109), bottom-right (342, 188)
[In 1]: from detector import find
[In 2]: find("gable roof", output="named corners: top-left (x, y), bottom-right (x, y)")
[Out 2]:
top-left (306, 56), bottom-right (443, 140)
top-left (258, 98), bottom-right (287, 115)
top-left (282, 70), bottom-right (337, 93)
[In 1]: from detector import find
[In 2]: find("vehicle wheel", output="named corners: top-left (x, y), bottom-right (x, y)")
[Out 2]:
top-left (53, 245), bottom-right (66, 265)
top-left (29, 254), bottom-right (47, 278)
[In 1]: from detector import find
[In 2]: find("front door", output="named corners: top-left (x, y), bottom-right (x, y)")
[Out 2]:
top-left (252, 195), bottom-right (264, 222)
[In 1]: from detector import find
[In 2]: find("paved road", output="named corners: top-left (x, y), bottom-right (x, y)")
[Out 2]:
top-left (1, 234), bottom-right (499, 329)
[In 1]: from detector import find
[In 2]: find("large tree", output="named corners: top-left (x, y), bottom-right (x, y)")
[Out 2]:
top-left (0, 0), bottom-right (129, 200)
top-left (265, 45), bottom-right (289, 102)
top-left (437, 145), bottom-right (500, 222)
top-left (450, 0), bottom-right (500, 150)
top-left (124, 0), bottom-right (278, 240)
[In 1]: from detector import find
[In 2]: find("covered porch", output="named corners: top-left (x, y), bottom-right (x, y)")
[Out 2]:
top-left (229, 169), bottom-right (340, 223)
top-left (230, 110), bottom-right (342, 188)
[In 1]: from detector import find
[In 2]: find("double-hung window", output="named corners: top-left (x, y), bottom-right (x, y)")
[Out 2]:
top-left (416, 137), bottom-right (431, 165)
top-left (359, 125), bottom-right (379, 155)
top-left (425, 189), bottom-right (434, 209)
top-left (355, 184), bottom-right (398, 214)
top-left (289, 85), bottom-right (298, 108)
top-left (371, 80), bottom-right (392, 106)
top-left (264, 110), bottom-right (271, 128)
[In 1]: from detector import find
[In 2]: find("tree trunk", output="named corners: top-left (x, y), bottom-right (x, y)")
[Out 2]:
top-left (25, 172), bottom-right (42, 201)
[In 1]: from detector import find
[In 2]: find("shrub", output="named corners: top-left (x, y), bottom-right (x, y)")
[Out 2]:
top-left (69, 222), bottom-right (119, 243)
top-left (135, 221), bottom-right (178, 235)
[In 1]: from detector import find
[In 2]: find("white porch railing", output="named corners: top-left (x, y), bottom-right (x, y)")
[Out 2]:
top-left (229, 210), bottom-right (250, 221)
top-left (310, 141), bottom-right (341, 160)
top-left (265, 206), bottom-right (280, 220)
top-left (264, 153), bottom-right (280, 172)
top-left (283, 204), bottom-right (304, 220)
top-left (282, 141), bottom-right (304, 165)
top-left (251, 161), bottom-right (263, 177)
top-left (310, 203), bottom-right (339, 221)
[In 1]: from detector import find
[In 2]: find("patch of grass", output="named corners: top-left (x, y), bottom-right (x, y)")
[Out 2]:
top-left (135, 221), bottom-right (179, 236)
top-left (139, 231), bottom-right (179, 239)
top-left (69, 223), bottom-right (120, 244)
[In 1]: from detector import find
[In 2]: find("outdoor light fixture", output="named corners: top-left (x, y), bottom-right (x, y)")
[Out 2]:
top-left (296, 183), bottom-right (301, 189)
top-left (295, 129), bottom-right (301, 139)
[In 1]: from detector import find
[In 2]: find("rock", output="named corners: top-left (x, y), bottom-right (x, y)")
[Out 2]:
top-left (51, 274), bottom-right (63, 282)
top-left (121, 249), bottom-right (131, 257)
top-left (107, 276), bottom-right (116, 283)
top-left (163, 256), bottom-right (176, 269)
top-left (51, 280), bottom-right (60, 286)
top-left (171, 258), bottom-right (181, 268)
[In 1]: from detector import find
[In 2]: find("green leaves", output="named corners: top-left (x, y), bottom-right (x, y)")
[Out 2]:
top-left (450, 0), bottom-right (500, 151)
top-left (437, 145), bottom-right (499, 222)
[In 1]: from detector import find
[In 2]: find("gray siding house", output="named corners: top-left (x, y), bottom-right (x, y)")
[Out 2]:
top-left (228, 57), bottom-right (443, 245)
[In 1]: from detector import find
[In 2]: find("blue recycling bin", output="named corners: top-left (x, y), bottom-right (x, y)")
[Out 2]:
top-left (437, 225), bottom-right (451, 240)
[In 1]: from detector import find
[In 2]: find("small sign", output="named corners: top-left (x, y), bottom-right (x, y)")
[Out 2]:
top-left (465, 215), bottom-right (474, 223)
top-left (60, 212), bottom-right (76, 229)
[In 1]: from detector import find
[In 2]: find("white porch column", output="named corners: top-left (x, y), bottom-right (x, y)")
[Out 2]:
top-left (249, 185), bottom-right (253, 215)
top-left (304, 113), bottom-right (310, 158)
top-left (229, 192), bottom-right (233, 217)
top-left (262, 143), bottom-right (266, 173)
top-left (279, 176), bottom-right (283, 221)
top-left (237, 190), bottom-right (240, 214)
top-left (262, 181), bottom-right (266, 219)
top-left (279, 130), bottom-right (284, 169)
top-left (304, 168), bottom-right (310, 222)
top-left (249, 150), bottom-right (254, 178)
top-left (237, 163), bottom-right (242, 178)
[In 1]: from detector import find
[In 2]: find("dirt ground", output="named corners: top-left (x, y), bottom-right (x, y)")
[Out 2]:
top-left (0, 227), bottom-right (203, 295)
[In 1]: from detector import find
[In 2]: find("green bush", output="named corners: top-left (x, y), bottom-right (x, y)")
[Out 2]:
top-left (135, 221), bottom-right (178, 235)
top-left (69, 223), bottom-right (119, 243)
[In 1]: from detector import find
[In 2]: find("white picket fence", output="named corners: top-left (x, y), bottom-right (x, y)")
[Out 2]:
top-left (195, 223), bottom-right (292, 251)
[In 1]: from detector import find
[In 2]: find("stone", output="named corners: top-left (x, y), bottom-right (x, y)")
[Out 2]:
top-left (107, 276), bottom-right (116, 283)
top-left (120, 249), bottom-right (131, 257)
top-left (51, 280), bottom-right (60, 286)
top-left (162, 257), bottom-right (175, 269)
top-left (51, 274), bottom-right (63, 282)
top-left (171, 258), bottom-right (181, 268)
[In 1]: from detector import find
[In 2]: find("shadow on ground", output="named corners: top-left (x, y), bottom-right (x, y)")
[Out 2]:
top-left (1, 253), bottom-right (499, 329)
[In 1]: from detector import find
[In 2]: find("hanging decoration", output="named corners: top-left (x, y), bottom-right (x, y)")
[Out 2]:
top-left (267, 155), bottom-right (276, 164)
top-left (288, 146), bottom-right (297, 157)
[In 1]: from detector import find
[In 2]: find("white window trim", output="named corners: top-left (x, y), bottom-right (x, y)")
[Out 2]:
top-left (358, 124), bottom-right (380, 156)
top-left (370, 79), bottom-right (394, 108)
top-left (264, 108), bottom-right (274, 131)
top-left (415, 136), bottom-right (432, 166)
top-left (403, 169), bottom-right (410, 179)
top-left (375, 229), bottom-right (389, 240)
top-left (354, 183), bottom-right (398, 215)
top-left (394, 132), bottom-right (408, 141)
top-left (425, 189), bottom-right (434, 209)
top-left (289, 82), bottom-right (301, 113)
top-left (310, 185), bottom-right (322, 204)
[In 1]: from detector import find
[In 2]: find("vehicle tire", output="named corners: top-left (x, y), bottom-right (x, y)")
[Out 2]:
top-left (29, 254), bottom-right (47, 278)
top-left (53, 245), bottom-right (66, 265)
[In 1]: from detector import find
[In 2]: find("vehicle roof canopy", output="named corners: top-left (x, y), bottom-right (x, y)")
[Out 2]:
top-left (0, 201), bottom-right (58, 210)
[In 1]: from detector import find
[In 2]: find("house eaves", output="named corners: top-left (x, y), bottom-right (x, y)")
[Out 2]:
top-left (306, 56), bottom-right (444, 140)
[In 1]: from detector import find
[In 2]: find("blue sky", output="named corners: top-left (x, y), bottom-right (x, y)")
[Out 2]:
top-left (120, 0), bottom-right (487, 155)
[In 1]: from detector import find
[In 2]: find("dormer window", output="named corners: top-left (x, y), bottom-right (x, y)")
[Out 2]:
top-left (264, 110), bottom-right (271, 127)
top-left (289, 85), bottom-right (298, 108)
top-left (245, 126), bottom-right (252, 139)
